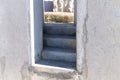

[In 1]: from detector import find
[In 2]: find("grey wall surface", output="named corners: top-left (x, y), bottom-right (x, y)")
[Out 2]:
top-left (86, 0), bottom-right (120, 80)
top-left (0, 0), bottom-right (120, 80)
top-left (0, 0), bottom-right (30, 80)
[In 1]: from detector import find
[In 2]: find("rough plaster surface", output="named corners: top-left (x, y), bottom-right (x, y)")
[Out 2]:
top-left (0, 0), bottom-right (120, 80)
top-left (86, 0), bottom-right (120, 80)
top-left (0, 0), bottom-right (30, 80)
top-left (30, 67), bottom-right (82, 80)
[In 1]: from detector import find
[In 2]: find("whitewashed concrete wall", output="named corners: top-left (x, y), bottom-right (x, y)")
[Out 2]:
top-left (0, 0), bottom-right (120, 80)
top-left (0, 0), bottom-right (30, 80)
top-left (86, 0), bottom-right (120, 80)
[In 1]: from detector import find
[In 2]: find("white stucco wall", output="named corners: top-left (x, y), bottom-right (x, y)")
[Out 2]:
top-left (0, 0), bottom-right (120, 80)
top-left (0, 0), bottom-right (30, 80)
top-left (86, 0), bottom-right (120, 80)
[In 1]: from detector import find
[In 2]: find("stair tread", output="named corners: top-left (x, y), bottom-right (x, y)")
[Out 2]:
top-left (37, 59), bottom-right (76, 69)
top-left (42, 47), bottom-right (76, 62)
top-left (43, 47), bottom-right (76, 53)
top-left (44, 35), bottom-right (76, 39)
top-left (44, 23), bottom-right (75, 27)
top-left (44, 35), bottom-right (76, 50)
top-left (44, 24), bottom-right (76, 36)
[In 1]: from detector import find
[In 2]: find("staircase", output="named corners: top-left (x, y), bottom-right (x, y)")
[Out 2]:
top-left (40, 23), bottom-right (76, 69)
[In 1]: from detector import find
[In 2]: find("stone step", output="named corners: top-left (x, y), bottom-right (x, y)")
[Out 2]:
top-left (44, 23), bottom-right (76, 36)
top-left (37, 59), bottom-right (76, 69)
top-left (42, 47), bottom-right (76, 62)
top-left (44, 35), bottom-right (76, 50)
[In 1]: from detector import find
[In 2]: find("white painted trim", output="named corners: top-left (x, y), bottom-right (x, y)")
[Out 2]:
top-left (30, 0), bottom-right (35, 65)
top-left (30, 0), bottom-right (44, 65)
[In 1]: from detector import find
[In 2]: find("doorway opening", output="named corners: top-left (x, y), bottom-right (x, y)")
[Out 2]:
top-left (35, 0), bottom-right (76, 69)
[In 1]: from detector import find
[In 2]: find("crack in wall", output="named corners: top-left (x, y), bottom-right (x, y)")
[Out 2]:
top-left (76, 1), bottom-right (88, 79)
top-left (82, 13), bottom-right (88, 80)
top-left (81, 0), bottom-right (88, 79)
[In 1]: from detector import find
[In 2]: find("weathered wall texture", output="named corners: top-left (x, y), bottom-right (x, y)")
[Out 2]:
top-left (0, 0), bottom-right (120, 80)
top-left (0, 0), bottom-right (30, 80)
top-left (86, 0), bottom-right (120, 80)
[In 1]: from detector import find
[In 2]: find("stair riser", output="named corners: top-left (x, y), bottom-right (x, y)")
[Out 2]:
top-left (42, 50), bottom-right (76, 62)
top-left (44, 37), bottom-right (76, 50)
top-left (44, 26), bottom-right (76, 36)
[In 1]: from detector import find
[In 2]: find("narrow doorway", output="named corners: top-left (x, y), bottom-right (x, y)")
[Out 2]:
top-left (39, 0), bottom-right (76, 69)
